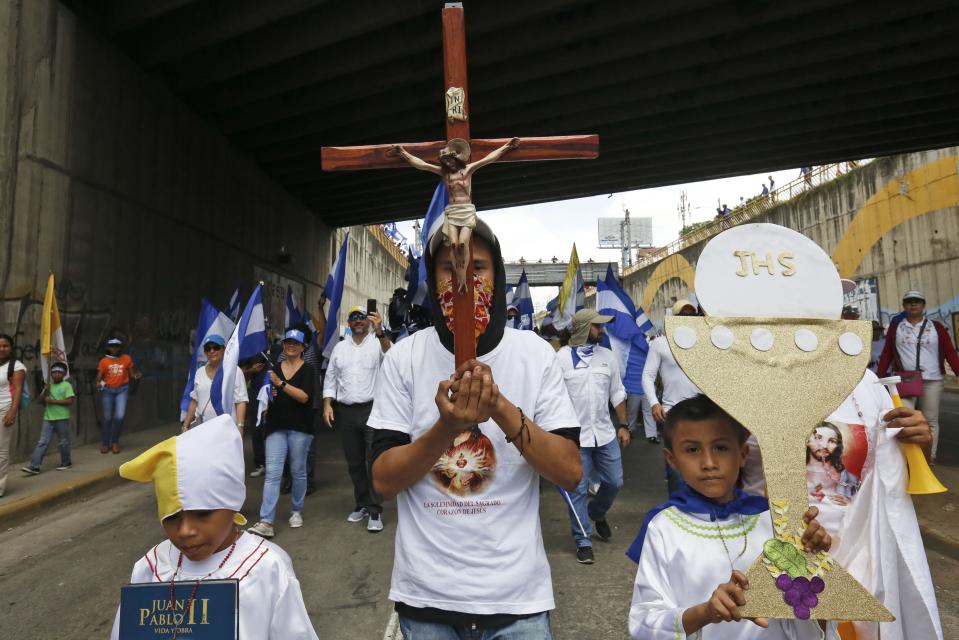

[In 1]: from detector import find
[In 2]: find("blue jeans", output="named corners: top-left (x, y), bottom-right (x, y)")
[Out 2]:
top-left (398, 612), bottom-right (552, 640)
top-left (100, 385), bottom-right (128, 446)
top-left (260, 430), bottom-right (313, 523)
top-left (566, 438), bottom-right (623, 548)
top-left (30, 419), bottom-right (71, 468)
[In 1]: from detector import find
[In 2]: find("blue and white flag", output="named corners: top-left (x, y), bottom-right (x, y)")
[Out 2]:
top-left (511, 271), bottom-right (535, 330)
top-left (322, 232), bottom-right (350, 360)
top-left (180, 299), bottom-right (235, 421)
top-left (226, 288), bottom-right (241, 323)
top-left (597, 265), bottom-right (650, 395)
top-left (212, 285), bottom-right (268, 418)
top-left (410, 182), bottom-right (448, 308)
top-left (285, 285), bottom-right (303, 329)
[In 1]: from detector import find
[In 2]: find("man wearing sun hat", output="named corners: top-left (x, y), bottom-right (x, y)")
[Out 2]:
top-left (322, 304), bottom-right (391, 532)
top-left (877, 289), bottom-right (959, 460)
top-left (556, 308), bottom-right (629, 564)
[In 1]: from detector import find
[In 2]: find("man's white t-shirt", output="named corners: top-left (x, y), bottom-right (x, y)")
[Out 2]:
top-left (190, 365), bottom-right (249, 423)
top-left (368, 327), bottom-right (579, 615)
top-left (0, 359), bottom-right (27, 408)
top-left (641, 336), bottom-right (701, 411)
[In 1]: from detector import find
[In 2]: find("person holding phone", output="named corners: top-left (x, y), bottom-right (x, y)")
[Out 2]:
top-left (322, 305), bottom-right (391, 532)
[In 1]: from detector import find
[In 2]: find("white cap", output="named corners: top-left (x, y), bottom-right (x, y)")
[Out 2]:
top-left (902, 290), bottom-right (925, 302)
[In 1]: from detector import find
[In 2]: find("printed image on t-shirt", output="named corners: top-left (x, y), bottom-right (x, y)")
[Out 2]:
top-left (805, 420), bottom-right (866, 506)
top-left (431, 425), bottom-right (497, 496)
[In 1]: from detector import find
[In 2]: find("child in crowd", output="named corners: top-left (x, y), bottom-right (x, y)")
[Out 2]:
top-left (627, 394), bottom-right (831, 639)
top-left (21, 362), bottom-right (73, 474)
top-left (110, 414), bottom-right (319, 639)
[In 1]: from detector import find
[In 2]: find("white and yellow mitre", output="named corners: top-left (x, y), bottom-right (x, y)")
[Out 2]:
top-left (119, 414), bottom-right (247, 525)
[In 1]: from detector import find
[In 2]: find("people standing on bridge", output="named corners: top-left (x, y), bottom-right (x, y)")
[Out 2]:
top-left (642, 300), bottom-right (702, 494)
top-left (95, 337), bottom-right (141, 454)
top-left (181, 334), bottom-right (248, 432)
top-left (877, 290), bottom-right (959, 462)
top-left (761, 183), bottom-right (769, 198)
top-left (368, 220), bottom-right (581, 638)
top-left (322, 305), bottom-right (391, 532)
top-left (0, 333), bottom-right (27, 498)
top-left (557, 309), bottom-right (629, 564)
top-left (248, 328), bottom-right (316, 539)
top-left (21, 361), bottom-right (73, 475)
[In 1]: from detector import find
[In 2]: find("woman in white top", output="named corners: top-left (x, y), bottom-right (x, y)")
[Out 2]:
top-left (181, 334), bottom-right (248, 433)
top-left (0, 333), bottom-right (27, 497)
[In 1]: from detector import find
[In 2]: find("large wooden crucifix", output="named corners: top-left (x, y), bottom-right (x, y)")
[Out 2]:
top-left (322, 3), bottom-right (599, 365)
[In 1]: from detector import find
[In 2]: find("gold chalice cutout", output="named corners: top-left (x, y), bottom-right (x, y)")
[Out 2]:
top-left (666, 315), bottom-right (894, 622)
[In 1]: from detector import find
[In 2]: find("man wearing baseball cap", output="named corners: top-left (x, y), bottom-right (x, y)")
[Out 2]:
top-left (556, 308), bottom-right (629, 564)
top-left (877, 290), bottom-right (959, 460)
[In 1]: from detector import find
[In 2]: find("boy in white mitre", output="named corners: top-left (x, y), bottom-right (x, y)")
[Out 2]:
top-left (627, 394), bottom-right (832, 640)
top-left (110, 414), bottom-right (318, 639)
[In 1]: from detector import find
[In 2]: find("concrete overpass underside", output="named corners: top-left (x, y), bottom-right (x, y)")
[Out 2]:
top-left (65, 0), bottom-right (959, 226)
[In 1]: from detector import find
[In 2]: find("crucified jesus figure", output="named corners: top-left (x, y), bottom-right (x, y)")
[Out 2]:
top-left (393, 137), bottom-right (520, 291)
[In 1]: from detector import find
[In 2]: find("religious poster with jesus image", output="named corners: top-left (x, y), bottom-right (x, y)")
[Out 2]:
top-left (806, 420), bottom-right (866, 507)
top-left (431, 425), bottom-right (497, 496)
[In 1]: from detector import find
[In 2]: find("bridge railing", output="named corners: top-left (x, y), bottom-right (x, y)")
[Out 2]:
top-left (624, 161), bottom-right (869, 277)
top-left (366, 224), bottom-right (409, 267)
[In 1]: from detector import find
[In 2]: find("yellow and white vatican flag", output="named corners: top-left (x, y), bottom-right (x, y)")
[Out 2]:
top-left (40, 273), bottom-right (69, 383)
top-left (552, 243), bottom-right (584, 330)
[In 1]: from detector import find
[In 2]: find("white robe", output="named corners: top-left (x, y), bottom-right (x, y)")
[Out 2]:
top-left (743, 370), bottom-right (942, 640)
top-left (629, 507), bottom-right (825, 640)
top-left (110, 532), bottom-right (319, 640)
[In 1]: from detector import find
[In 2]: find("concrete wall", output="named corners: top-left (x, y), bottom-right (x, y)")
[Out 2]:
top-left (0, 0), bottom-right (406, 458)
top-left (625, 148), bottom-right (959, 342)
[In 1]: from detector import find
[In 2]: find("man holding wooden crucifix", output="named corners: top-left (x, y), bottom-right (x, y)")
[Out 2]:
top-left (392, 137), bottom-right (519, 292)
top-left (367, 219), bottom-right (583, 638)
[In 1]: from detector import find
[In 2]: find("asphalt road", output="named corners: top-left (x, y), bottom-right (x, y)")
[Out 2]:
top-left (935, 390), bottom-right (959, 466)
top-left (0, 424), bottom-right (956, 638)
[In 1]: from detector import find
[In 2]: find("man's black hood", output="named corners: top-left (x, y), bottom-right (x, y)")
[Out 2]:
top-left (424, 231), bottom-right (507, 357)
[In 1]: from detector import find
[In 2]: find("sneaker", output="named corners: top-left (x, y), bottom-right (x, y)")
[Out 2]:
top-left (576, 546), bottom-right (595, 564)
top-left (247, 521), bottom-right (275, 538)
top-left (21, 466), bottom-right (40, 476)
top-left (347, 507), bottom-right (369, 523)
top-left (647, 436), bottom-right (660, 445)
top-left (594, 519), bottom-right (612, 542)
top-left (100, 446), bottom-right (109, 454)
top-left (289, 512), bottom-right (303, 528)
top-left (367, 513), bottom-right (384, 533)
top-left (111, 443), bottom-right (121, 454)
top-left (56, 464), bottom-right (72, 471)
top-left (249, 465), bottom-right (265, 478)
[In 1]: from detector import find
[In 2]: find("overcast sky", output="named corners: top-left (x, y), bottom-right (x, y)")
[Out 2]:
top-left (394, 167), bottom-right (802, 310)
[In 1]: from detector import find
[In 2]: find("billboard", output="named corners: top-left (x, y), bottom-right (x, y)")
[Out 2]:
top-left (597, 217), bottom-right (653, 248)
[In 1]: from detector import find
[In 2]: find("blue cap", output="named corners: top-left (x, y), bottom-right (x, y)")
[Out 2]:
top-left (203, 334), bottom-right (226, 347)
top-left (283, 329), bottom-right (306, 344)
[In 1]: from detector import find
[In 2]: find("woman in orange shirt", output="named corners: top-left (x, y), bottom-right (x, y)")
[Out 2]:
top-left (94, 337), bottom-right (141, 453)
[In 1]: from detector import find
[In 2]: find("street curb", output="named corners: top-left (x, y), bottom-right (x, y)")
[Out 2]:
top-left (0, 465), bottom-right (122, 526)
top-left (918, 517), bottom-right (959, 553)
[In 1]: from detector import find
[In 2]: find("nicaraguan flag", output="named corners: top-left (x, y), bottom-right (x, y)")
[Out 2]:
top-left (597, 264), bottom-right (650, 395)
top-left (212, 285), bottom-right (268, 418)
top-left (410, 182), bottom-right (448, 308)
top-left (553, 244), bottom-right (584, 330)
top-left (180, 299), bottom-right (235, 421)
top-left (322, 232), bottom-right (350, 360)
top-left (226, 287), bottom-right (241, 323)
top-left (285, 285), bottom-right (303, 329)
top-left (512, 271), bottom-right (535, 330)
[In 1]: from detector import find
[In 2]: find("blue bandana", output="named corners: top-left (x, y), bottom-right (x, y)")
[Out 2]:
top-left (570, 344), bottom-right (595, 369)
top-left (625, 483), bottom-right (768, 563)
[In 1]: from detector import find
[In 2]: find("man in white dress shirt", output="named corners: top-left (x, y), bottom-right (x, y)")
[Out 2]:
top-left (557, 309), bottom-right (630, 564)
top-left (322, 305), bottom-right (392, 532)
top-left (642, 299), bottom-right (702, 493)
